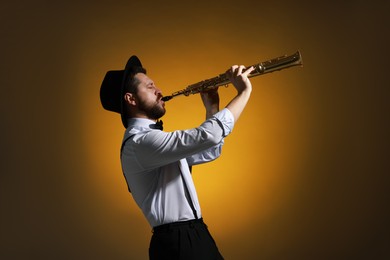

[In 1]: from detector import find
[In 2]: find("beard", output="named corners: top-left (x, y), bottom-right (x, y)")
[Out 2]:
top-left (138, 100), bottom-right (166, 120)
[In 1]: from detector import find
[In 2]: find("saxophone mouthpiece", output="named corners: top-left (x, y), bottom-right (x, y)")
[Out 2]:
top-left (161, 96), bottom-right (172, 102)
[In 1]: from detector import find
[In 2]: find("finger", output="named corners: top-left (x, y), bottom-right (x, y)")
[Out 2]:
top-left (226, 65), bottom-right (238, 78)
top-left (242, 66), bottom-right (255, 77)
top-left (236, 65), bottom-right (246, 76)
top-left (234, 65), bottom-right (245, 77)
top-left (200, 86), bottom-right (218, 94)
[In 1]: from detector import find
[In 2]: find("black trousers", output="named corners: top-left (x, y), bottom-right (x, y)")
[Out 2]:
top-left (149, 218), bottom-right (224, 260)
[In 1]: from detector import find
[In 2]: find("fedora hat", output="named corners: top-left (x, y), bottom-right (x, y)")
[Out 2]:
top-left (100, 55), bottom-right (143, 128)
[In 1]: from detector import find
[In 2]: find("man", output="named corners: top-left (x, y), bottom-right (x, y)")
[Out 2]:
top-left (100, 55), bottom-right (254, 260)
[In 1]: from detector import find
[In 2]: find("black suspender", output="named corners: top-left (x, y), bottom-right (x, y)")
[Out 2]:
top-left (120, 135), bottom-right (198, 219)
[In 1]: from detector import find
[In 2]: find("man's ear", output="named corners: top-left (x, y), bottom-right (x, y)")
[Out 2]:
top-left (124, 92), bottom-right (137, 106)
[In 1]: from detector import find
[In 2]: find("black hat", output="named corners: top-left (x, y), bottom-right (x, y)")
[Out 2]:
top-left (100, 56), bottom-right (142, 128)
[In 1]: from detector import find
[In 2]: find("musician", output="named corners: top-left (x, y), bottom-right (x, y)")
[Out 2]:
top-left (100, 55), bottom-right (254, 260)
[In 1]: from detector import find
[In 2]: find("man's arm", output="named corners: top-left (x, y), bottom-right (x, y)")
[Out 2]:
top-left (186, 66), bottom-right (254, 166)
top-left (225, 65), bottom-right (254, 122)
top-left (199, 65), bottom-right (254, 122)
top-left (123, 65), bottom-right (253, 170)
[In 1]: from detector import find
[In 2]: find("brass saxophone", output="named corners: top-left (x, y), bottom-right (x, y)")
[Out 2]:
top-left (162, 51), bottom-right (303, 102)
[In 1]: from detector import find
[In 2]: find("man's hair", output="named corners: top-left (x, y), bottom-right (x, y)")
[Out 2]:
top-left (124, 67), bottom-right (147, 94)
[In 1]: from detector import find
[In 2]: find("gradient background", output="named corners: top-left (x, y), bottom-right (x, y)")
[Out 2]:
top-left (1, 0), bottom-right (389, 259)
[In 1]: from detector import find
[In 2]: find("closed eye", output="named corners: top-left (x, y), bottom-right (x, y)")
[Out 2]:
top-left (147, 82), bottom-right (156, 89)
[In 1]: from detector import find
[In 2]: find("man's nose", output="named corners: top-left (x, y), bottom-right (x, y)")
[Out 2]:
top-left (155, 87), bottom-right (163, 96)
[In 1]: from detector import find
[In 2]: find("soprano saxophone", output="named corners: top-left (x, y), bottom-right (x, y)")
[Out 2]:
top-left (162, 51), bottom-right (303, 102)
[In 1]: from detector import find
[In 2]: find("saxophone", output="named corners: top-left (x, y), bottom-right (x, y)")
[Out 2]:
top-left (162, 51), bottom-right (303, 102)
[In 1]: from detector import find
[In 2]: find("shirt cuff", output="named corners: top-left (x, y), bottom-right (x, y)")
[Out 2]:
top-left (213, 108), bottom-right (235, 137)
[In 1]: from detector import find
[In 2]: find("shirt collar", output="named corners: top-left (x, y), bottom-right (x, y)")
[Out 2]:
top-left (126, 118), bottom-right (161, 130)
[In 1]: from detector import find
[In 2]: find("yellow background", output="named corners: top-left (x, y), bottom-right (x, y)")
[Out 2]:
top-left (1, 0), bottom-right (389, 259)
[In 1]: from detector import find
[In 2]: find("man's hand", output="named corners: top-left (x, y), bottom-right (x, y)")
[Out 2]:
top-left (226, 65), bottom-right (254, 94)
top-left (200, 87), bottom-right (220, 119)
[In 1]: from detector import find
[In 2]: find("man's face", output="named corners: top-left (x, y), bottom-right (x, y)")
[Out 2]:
top-left (133, 73), bottom-right (166, 120)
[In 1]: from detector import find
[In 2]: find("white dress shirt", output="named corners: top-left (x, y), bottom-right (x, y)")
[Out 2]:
top-left (121, 108), bottom-right (235, 227)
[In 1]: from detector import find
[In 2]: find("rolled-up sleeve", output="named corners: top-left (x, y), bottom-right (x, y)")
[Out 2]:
top-left (212, 108), bottom-right (235, 137)
top-left (186, 108), bottom-right (235, 165)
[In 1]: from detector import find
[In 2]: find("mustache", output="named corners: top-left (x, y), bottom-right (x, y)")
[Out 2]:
top-left (157, 93), bottom-right (164, 101)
